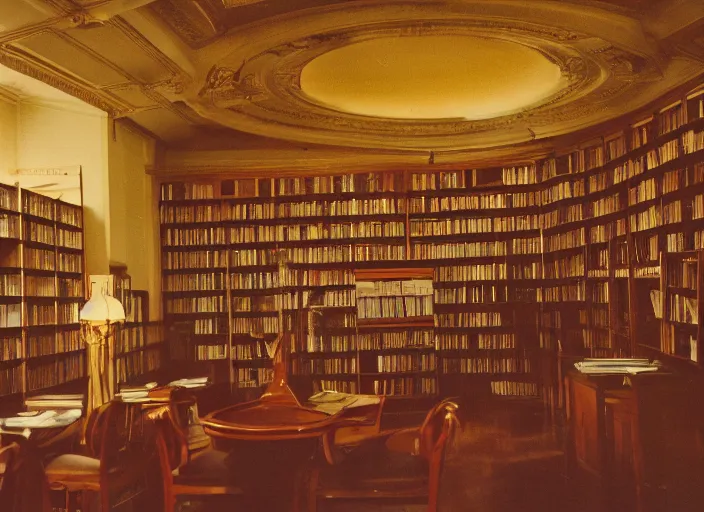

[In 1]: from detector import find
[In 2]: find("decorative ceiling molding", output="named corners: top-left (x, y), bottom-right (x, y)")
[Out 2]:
top-left (108, 16), bottom-right (190, 78)
top-left (0, 44), bottom-right (130, 116)
top-left (182, 4), bottom-right (674, 151)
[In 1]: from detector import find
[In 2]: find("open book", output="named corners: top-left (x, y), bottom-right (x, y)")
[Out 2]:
top-left (0, 409), bottom-right (82, 429)
top-left (168, 377), bottom-right (210, 389)
top-left (574, 358), bottom-right (662, 375)
top-left (307, 391), bottom-right (381, 415)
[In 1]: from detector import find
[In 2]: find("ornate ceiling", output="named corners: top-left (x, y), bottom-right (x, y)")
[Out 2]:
top-left (0, 0), bottom-right (703, 170)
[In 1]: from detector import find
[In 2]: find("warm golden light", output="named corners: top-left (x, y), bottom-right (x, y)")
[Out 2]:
top-left (300, 36), bottom-right (564, 120)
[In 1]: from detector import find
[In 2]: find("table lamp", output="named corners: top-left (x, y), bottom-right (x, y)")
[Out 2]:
top-left (79, 275), bottom-right (125, 423)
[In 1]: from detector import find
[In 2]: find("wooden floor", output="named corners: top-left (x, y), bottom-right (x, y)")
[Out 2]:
top-left (175, 399), bottom-right (598, 512)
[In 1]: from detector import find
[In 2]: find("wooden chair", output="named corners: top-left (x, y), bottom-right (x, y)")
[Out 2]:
top-left (308, 398), bottom-right (460, 512)
top-left (0, 436), bottom-right (52, 512)
top-left (44, 400), bottom-right (154, 511)
top-left (149, 404), bottom-right (243, 511)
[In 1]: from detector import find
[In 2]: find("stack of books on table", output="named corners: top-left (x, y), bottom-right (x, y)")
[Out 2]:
top-left (574, 358), bottom-right (662, 375)
top-left (117, 382), bottom-right (158, 402)
top-left (24, 394), bottom-right (84, 411)
top-left (168, 376), bottom-right (210, 389)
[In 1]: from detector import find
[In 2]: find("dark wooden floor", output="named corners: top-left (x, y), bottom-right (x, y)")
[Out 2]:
top-left (176, 398), bottom-right (597, 512)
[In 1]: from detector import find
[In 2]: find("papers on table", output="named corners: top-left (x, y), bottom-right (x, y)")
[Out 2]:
top-left (574, 358), bottom-right (662, 375)
top-left (168, 377), bottom-right (209, 389)
top-left (307, 391), bottom-right (381, 415)
top-left (0, 409), bottom-right (82, 429)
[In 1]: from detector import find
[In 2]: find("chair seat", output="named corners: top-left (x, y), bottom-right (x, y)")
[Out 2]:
top-left (318, 450), bottom-right (428, 495)
top-left (173, 448), bottom-right (242, 495)
top-left (45, 454), bottom-right (101, 490)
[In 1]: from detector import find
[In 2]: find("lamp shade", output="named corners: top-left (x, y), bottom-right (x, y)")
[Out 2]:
top-left (80, 275), bottom-right (126, 323)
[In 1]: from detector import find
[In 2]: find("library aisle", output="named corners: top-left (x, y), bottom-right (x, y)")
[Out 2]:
top-left (179, 400), bottom-right (593, 512)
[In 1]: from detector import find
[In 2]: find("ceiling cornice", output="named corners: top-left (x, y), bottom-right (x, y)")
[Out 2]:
top-left (0, 44), bottom-right (129, 116)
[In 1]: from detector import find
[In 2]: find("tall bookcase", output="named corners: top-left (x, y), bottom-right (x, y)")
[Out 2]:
top-left (158, 78), bottom-right (704, 401)
top-left (0, 185), bottom-right (87, 407)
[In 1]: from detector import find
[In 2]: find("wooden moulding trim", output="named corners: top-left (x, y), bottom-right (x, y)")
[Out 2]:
top-left (354, 268), bottom-right (434, 280)
top-left (357, 317), bottom-right (435, 328)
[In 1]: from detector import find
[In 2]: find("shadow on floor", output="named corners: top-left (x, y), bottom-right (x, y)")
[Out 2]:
top-left (181, 399), bottom-right (594, 512)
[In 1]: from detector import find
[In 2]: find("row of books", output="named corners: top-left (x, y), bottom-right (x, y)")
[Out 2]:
top-left (372, 377), bottom-right (437, 396)
top-left (435, 312), bottom-right (503, 328)
top-left (22, 194), bottom-right (55, 220)
top-left (26, 330), bottom-right (81, 357)
top-left (442, 357), bottom-right (531, 374)
top-left (26, 352), bottom-right (85, 391)
top-left (116, 349), bottom-right (162, 384)
top-left (0, 274), bottom-right (20, 295)
top-left (356, 296), bottom-right (433, 319)
top-left (224, 198), bottom-right (406, 219)
top-left (434, 284), bottom-right (508, 304)
top-left (439, 333), bottom-right (516, 350)
top-left (25, 221), bottom-right (55, 245)
top-left (0, 214), bottom-right (19, 238)
top-left (374, 353), bottom-right (437, 373)
top-left (293, 357), bottom-right (357, 375)
top-left (237, 368), bottom-right (273, 388)
top-left (410, 215), bottom-right (540, 236)
top-left (0, 365), bottom-right (22, 396)
top-left (0, 336), bottom-right (21, 360)
top-left (161, 238), bottom-right (549, 270)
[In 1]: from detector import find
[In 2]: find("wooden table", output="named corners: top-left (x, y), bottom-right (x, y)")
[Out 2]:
top-left (565, 369), bottom-right (704, 512)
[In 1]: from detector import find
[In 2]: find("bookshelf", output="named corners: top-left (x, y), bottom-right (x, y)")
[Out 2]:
top-left (158, 79), bottom-right (704, 401)
top-left (0, 186), bottom-right (87, 406)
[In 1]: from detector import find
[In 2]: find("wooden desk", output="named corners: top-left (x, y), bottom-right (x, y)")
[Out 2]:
top-left (566, 370), bottom-right (704, 512)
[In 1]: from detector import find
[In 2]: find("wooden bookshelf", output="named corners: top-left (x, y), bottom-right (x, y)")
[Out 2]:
top-left (0, 186), bottom-right (87, 405)
top-left (158, 79), bottom-right (704, 401)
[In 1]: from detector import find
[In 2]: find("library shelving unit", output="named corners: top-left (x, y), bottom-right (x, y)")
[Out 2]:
top-left (355, 268), bottom-right (436, 396)
top-left (157, 78), bottom-right (704, 402)
top-left (0, 185), bottom-right (87, 410)
top-left (0, 183), bottom-right (23, 406)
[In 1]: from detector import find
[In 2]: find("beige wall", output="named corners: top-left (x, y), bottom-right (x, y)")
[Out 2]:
top-left (0, 96), bottom-right (17, 175)
top-left (108, 120), bottom-right (160, 320)
top-left (14, 101), bottom-right (110, 278)
top-left (0, 98), bottom-right (161, 319)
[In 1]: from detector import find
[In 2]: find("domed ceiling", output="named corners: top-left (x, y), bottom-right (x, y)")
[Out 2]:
top-left (299, 36), bottom-right (564, 120)
top-left (0, 0), bottom-right (703, 167)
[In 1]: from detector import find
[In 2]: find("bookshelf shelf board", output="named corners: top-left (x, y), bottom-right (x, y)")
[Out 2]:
top-left (436, 326), bottom-right (515, 333)
top-left (162, 290), bottom-right (226, 297)
top-left (225, 213), bottom-right (408, 226)
top-left (163, 266), bottom-right (229, 274)
top-left (667, 286), bottom-right (697, 296)
top-left (20, 213), bottom-right (54, 225)
top-left (57, 246), bottom-right (84, 254)
top-left (410, 232), bottom-right (541, 244)
top-left (23, 268), bottom-right (56, 276)
top-left (360, 371), bottom-right (437, 377)
top-left (357, 316), bottom-right (435, 328)
top-left (25, 348), bottom-right (85, 361)
top-left (162, 244), bottom-right (230, 252)
top-left (408, 206), bottom-right (540, 220)
top-left (56, 271), bottom-right (83, 278)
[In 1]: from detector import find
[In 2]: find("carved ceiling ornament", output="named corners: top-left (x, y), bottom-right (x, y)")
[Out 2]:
top-left (181, 4), bottom-right (673, 150)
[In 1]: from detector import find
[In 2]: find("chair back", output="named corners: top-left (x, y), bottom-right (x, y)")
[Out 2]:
top-left (148, 405), bottom-right (191, 512)
top-left (0, 438), bottom-right (51, 512)
top-left (418, 399), bottom-right (459, 512)
top-left (418, 399), bottom-right (460, 461)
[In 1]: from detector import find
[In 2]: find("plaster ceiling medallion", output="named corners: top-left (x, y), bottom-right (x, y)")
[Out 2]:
top-left (299, 35), bottom-right (564, 120)
top-left (182, 1), bottom-right (672, 151)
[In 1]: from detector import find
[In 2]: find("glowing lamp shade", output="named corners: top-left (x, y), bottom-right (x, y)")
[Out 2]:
top-left (79, 275), bottom-right (125, 323)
